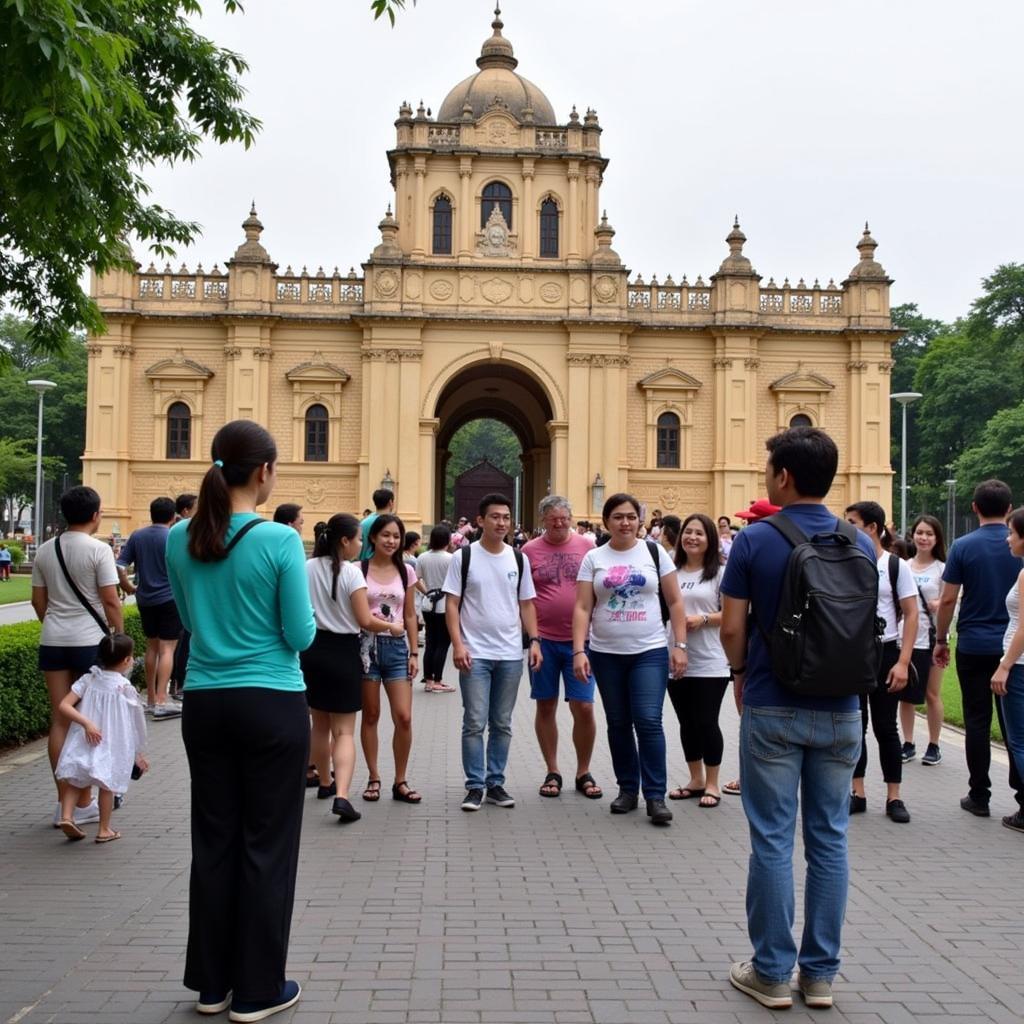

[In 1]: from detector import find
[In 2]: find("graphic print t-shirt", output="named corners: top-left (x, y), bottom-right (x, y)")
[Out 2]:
top-left (364, 563), bottom-right (417, 632)
top-left (577, 540), bottom-right (675, 655)
top-left (522, 532), bottom-right (594, 642)
top-left (908, 559), bottom-right (944, 650)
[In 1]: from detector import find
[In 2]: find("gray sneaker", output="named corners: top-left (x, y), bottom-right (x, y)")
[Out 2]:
top-left (798, 974), bottom-right (834, 1009)
top-left (729, 961), bottom-right (793, 1009)
top-left (152, 703), bottom-right (183, 720)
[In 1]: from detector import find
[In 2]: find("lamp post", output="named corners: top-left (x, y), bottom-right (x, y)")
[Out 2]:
top-left (890, 391), bottom-right (922, 536)
top-left (27, 379), bottom-right (57, 548)
top-left (945, 477), bottom-right (957, 542)
top-left (591, 472), bottom-right (605, 515)
top-left (380, 468), bottom-right (395, 494)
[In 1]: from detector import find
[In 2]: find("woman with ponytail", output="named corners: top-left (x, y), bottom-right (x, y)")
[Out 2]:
top-left (844, 500), bottom-right (919, 824)
top-left (165, 420), bottom-right (315, 1020)
top-left (303, 513), bottom-right (407, 822)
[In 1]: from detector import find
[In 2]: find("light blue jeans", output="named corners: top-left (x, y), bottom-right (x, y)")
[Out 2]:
top-left (459, 659), bottom-right (523, 790)
top-left (739, 705), bottom-right (862, 983)
top-left (999, 665), bottom-right (1024, 782)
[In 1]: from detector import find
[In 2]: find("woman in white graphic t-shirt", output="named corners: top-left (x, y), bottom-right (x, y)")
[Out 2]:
top-left (572, 493), bottom-right (688, 826)
top-left (900, 515), bottom-right (947, 766)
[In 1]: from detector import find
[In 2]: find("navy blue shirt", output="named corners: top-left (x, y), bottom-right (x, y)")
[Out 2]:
top-left (943, 524), bottom-right (1022, 655)
top-left (116, 524), bottom-right (174, 607)
top-left (720, 503), bottom-right (875, 711)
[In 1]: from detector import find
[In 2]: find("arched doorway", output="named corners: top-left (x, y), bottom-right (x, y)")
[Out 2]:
top-left (433, 361), bottom-right (555, 528)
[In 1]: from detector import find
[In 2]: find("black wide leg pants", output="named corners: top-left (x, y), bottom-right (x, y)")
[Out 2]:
top-left (181, 687), bottom-right (309, 1001)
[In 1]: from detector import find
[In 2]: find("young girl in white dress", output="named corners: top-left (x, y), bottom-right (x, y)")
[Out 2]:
top-left (56, 633), bottom-right (148, 842)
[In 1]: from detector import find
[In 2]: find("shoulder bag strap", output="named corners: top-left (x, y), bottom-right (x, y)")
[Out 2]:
top-left (514, 547), bottom-right (524, 598)
top-left (54, 534), bottom-right (111, 635)
top-left (458, 544), bottom-right (471, 612)
top-left (645, 539), bottom-right (669, 625)
top-left (224, 517), bottom-right (265, 553)
top-left (888, 554), bottom-right (902, 623)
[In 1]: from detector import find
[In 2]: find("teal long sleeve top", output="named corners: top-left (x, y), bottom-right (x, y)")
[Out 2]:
top-left (166, 513), bottom-right (316, 691)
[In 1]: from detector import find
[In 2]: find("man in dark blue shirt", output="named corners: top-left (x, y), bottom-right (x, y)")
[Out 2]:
top-left (116, 496), bottom-right (182, 720)
top-left (934, 479), bottom-right (1023, 822)
top-left (720, 427), bottom-right (872, 1011)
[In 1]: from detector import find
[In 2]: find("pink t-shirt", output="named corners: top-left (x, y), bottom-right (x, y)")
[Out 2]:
top-left (364, 563), bottom-right (417, 630)
top-left (522, 532), bottom-right (595, 641)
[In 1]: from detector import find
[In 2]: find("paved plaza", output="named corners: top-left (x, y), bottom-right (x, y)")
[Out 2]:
top-left (1, 668), bottom-right (1022, 1024)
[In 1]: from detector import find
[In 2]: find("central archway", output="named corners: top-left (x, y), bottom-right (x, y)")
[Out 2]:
top-left (434, 361), bottom-right (555, 527)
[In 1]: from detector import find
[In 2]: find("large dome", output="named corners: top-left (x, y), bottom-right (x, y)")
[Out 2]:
top-left (436, 10), bottom-right (558, 126)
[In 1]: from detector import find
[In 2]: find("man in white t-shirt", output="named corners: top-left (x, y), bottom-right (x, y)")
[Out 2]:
top-left (444, 493), bottom-right (542, 812)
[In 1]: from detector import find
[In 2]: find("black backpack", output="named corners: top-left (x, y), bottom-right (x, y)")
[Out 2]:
top-left (760, 513), bottom-right (882, 698)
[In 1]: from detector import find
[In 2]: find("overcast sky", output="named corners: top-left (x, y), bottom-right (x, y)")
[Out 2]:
top-left (141, 0), bottom-right (1024, 324)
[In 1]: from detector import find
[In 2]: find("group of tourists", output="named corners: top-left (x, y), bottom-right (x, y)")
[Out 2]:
top-left (27, 415), bottom-right (1024, 1020)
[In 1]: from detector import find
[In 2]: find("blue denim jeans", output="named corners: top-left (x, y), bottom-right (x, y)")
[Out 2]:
top-left (739, 705), bottom-right (862, 983)
top-left (1000, 665), bottom-right (1024, 783)
top-left (589, 646), bottom-right (668, 800)
top-left (459, 659), bottom-right (523, 790)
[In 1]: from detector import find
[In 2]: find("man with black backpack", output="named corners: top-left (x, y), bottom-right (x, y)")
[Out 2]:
top-left (443, 493), bottom-right (542, 813)
top-left (720, 427), bottom-right (877, 1011)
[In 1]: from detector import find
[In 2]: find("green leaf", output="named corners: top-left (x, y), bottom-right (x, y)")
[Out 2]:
top-left (53, 120), bottom-right (67, 151)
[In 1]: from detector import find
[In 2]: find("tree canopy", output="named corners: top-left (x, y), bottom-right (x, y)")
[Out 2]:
top-left (0, 0), bottom-right (259, 358)
top-left (444, 419), bottom-right (520, 518)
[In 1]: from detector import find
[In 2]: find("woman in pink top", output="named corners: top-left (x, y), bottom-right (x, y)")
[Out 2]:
top-left (360, 514), bottom-right (421, 804)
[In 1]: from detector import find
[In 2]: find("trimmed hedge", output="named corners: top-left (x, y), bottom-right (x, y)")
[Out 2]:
top-left (0, 606), bottom-right (148, 746)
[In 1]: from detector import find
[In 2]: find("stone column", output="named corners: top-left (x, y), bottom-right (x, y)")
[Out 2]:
top-left (566, 163), bottom-right (581, 260)
top-left (844, 334), bottom-right (894, 507)
top-left (710, 332), bottom-right (762, 516)
top-left (521, 157), bottom-right (535, 258)
top-left (418, 418), bottom-right (439, 530)
top-left (458, 157), bottom-right (473, 258)
top-left (547, 420), bottom-right (569, 497)
top-left (584, 166), bottom-right (599, 260)
top-left (412, 157), bottom-right (427, 258)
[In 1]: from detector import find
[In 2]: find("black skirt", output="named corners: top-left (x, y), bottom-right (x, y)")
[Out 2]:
top-left (301, 630), bottom-right (363, 713)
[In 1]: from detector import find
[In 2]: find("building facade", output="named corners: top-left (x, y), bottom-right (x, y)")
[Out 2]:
top-left (84, 11), bottom-right (898, 537)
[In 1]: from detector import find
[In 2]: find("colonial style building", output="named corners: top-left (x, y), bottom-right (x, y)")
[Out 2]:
top-left (84, 9), bottom-right (897, 537)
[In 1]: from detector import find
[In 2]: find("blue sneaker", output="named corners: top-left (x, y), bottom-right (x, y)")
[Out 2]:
top-left (229, 981), bottom-right (301, 1022)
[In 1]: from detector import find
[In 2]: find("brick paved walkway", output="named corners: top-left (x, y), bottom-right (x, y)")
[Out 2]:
top-left (1, 666), bottom-right (1021, 1024)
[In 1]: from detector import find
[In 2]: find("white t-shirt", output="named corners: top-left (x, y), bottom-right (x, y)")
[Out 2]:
top-left (577, 540), bottom-right (676, 655)
top-left (416, 548), bottom-right (453, 615)
top-left (306, 557), bottom-right (365, 635)
top-left (32, 531), bottom-right (119, 646)
top-left (907, 558), bottom-right (944, 650)
top-left (670, 565), bottom-right (728, 677)
top-left (877, 553), bottom-right (917, 643)
top-left (1003, 572), bottom-right (1024, 666)
top-left (443, 542), bottom-right (537, 660)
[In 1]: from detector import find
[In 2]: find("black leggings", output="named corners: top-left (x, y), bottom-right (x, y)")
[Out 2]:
top-left (422, 610), bottom-right (452, 682)
top-left (854, 641), bottom-right (903, 784)
top-left (666, 675), bottom-right (730, 767)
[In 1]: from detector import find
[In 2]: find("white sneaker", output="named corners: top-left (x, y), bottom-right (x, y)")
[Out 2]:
top-left (55, 800), bottom-right (100, 827)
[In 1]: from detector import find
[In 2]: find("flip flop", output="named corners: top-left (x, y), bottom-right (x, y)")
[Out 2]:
top-left (539, 772), bottom-right (563, 797)
top-left (575, 772), bottom-right (602, 799)
top-left (723, 780), bottom-right (741, 796)
top-left (668, 787), bottom-right (705, 800)
top-left (698, 794), bottom-right (722, 808)
top-left (59, 819), bottom-right (85, 841)
top-left (95, 831), bottom-right (122, 843)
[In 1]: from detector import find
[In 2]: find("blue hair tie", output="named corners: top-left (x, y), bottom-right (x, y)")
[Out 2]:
top-left (213, 459), bottom-right (224, 468)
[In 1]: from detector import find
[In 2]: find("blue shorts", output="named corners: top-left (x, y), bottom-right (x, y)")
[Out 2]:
top-left (363, 633), bottom-right (411, 683)
top-left (530, 638), bottom-right (595, 703)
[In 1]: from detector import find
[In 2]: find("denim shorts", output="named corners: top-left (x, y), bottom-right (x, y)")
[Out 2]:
top-left (529, 638), bottom-right (595, 702)
top-left (363, 633), bottom-right (411, 683)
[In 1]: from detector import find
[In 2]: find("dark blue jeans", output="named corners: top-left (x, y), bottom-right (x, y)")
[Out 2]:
top-left (589, 646), bottom-right (668, 800)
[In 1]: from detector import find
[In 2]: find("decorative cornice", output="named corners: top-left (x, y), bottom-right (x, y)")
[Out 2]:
top-left (113, 344), bottom-right (134, 357)
top-left (566, 353), bottom-right (630, 367)
top-left (712, 357), bottom-right (734, 369)
top-left (223, 345), bottom-right (242, 359)
top-left (744, 357), bottom-right (761, 369)
top-left (252, 346), bottom-right (273, 360)
top-left (87, 344), bottom-right (103, 358)
top-left (361, 347), bottom-right (423, 362)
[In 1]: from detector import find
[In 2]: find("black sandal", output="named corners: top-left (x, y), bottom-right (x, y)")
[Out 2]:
top-left (362, 778), bottom-right (382, 802)
top-left (305, 764), bottom-right (320, 789)
top-left (539, 772), bottom-right (563, 797)
top-left (575, 772), bottom-right (602, 799)
top-left (392, 781), bottom-right (422, 804)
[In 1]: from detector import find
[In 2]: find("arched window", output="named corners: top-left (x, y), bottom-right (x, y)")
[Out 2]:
top-left (166, 402), bottom-right (191, 460)
top-left (539, 197), bottom-right (559, 258)
top-left (656, 412), bottom-right (680, 469)
top-left (305, 404), bottom-right (329, 462)
top-left (481, 181), bottom-right (512, 229)
top-left (789, 413), bottom-right (813, 428)
top-left (432, 194), bottom-right (452, 255)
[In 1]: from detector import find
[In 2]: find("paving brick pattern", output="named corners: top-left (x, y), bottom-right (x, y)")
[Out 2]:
top-left (1, 665), bottom-right (1022, 1024)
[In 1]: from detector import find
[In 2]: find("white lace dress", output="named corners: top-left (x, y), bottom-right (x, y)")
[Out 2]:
top-left (55, 667), bottom-right (148, 793)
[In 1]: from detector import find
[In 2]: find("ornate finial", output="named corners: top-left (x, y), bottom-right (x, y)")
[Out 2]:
top-left (231, 202), bottom-right (272, 264)
top-left (717, 215), bottom-right (753, 275)
top-left (374, 204), bottom-right (401, 259)
top-left (569, 104), bottom-right (580, 123)
top-left (847, 220), bottom-right (887, 280)
top-left (478, 2), bottom-right (517, 70)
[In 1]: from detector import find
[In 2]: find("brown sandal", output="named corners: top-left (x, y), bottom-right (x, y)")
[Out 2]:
top-left (362, 778), bottom-right (382, 802)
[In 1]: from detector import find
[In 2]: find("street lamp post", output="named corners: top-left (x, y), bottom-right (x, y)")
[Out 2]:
top-left (891, 391), bottom-right (923, 536)
top-left (945, 477), bottom-right (957, 542)
top-left (27, 380), bottom-right (57, 549)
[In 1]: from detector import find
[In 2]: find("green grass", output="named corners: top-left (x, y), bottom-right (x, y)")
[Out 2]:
top-left (0, 576), bottom-right (33, 605)
top-left (909, 635), bottom-right (1003, 742)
